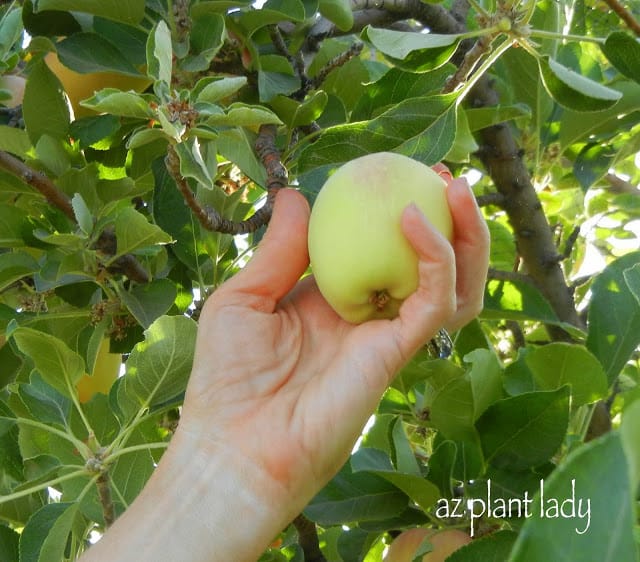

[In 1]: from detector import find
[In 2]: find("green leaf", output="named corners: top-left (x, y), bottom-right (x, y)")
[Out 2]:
top-left (33, 0), bottom-right (144, 24)
top-left (11, 327), bottom-right (84, 397)
top-left (507, 432), bottom-right (636, 562)
top-left (205, 103), bottom-right (283, 128)
top-left (623, 263), bottom-right (640, 306)
top-left (117, 315), bottom-right (197, 410)
top-left (0, 126), bottom-right (31, 158)
top-left (0, 252), bottom-right (40, 292)
top-left (351, 65), bottom-right (454, 121)
top-left (429, 350), bottom-right (502, 442)
top-left (195, 76), bottom-right (248, 104)
top-left (304, 463), bottom-right (408, 526)
top-left (56, 33), bottom-right (141, 75)
top-left (238, 0), bottom-right (306, 33)
top-left (524, 343), bottom-right (608, 407)
top-left (147, 20), bottom-right (172, 85)
top-left (351, 448), bottom-right (440, 512)
top-left (114, 207), bottom-right (173, 258)
top-left (0, 525), bottom-right (19, 562)
top-left (476, 387), bottom-right (570, 470)
top-left (17, 374), bottom-right (71, 427)
top-left (120, 279), bottom-right (178, 329)
top-left (217, 128), bottom-right (268, 185)
top-left (80, 89), bottom-right (154, 119)
top-left (601, 32), bottom-right (640, 83)
top-left (620, 399), bottom-right (640, 492)
top-left (447, 530), bottom-right (518, 561)
top-left (270, 90), bottom-right (328, 128)
top-left (586, 251), bottom-right (640, 385)
top-left (22, 59), bottom-right (70, 145)
top-left (298, 94), bottom-right (457, 173)
top-left (71, 193), bottom-right (93, 235)
top-left (318, 0), bottom-right (353, 31)
top-left (19, 502), bottom-right (78, 562)
top-left (0, 204), bottom-right (31, 247)
top-left (362, 26), bottom-right (460, 71)
top-left (538, 55), bottom-right (622, 112)
top-left (173, 139), bottom-right (215, 189)
top-left (482, 278), bottom-right (560, 324)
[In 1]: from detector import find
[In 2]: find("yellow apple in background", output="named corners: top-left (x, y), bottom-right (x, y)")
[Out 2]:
top-left (76, 337), bottom-right (121, 403)
top-left (44, 51), bottom-right (152, 118)
top-left (0, 74), bottom-right (26, 107)
top-left (384, 528), bottom-right (471, 562)
top-left (307, 152), bottom-right (453, 324)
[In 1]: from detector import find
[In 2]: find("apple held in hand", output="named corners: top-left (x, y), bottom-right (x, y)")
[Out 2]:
top-left (307, 152), bottom-right (453, 324)
top-left (384, 528), bottom-right (471, 562)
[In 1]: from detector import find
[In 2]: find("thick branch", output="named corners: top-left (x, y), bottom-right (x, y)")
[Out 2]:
top-left (293, 514), bottom-right (327, 562)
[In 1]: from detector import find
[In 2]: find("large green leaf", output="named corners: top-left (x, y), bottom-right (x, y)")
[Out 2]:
top-left (114, 207), bottom-right (173, 258)
top-left (56, 33), bottom-right (141, 75)
top-left (297, 94), bottom-right (457, 172)
top-left (22, 59), bottom-right (70, 145)
top-left (538, 55), bottom-right (622, 112)
top-left (116, 315), bottom-right (197, 411)
top-left (11, 327), bottom-right (84, 397)
top-left (586, 251), bottom-right (640, 385)
top-left (601, 31), bottom-right (640, 83)
top-left (476, 387), bottom-right (570, 471)
top-left (19, 502), bottom-right (78, 562)
top-left (33, 0), bottom-right (145, 24)
top-left (507, 432), bottom-right (636, 562)
top-left (304, 463), bottom-right (408, 526)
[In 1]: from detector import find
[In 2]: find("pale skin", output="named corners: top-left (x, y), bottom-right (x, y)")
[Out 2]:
top-left (80, 168), bottom-right (490, 562)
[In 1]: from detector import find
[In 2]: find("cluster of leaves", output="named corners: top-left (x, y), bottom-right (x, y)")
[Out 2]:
top-left (0, 0), bottom-right (639, 561)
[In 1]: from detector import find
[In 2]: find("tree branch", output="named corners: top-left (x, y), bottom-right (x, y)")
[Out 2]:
top-left (166, 125), bottom-right (288, 234)
top-left (476, 192), bottom-right (506, 207)
top-left (0, 151), bottom-right (149, 283)
top-left (293, 514), bottom-right (327, 562)
top-left (601, 0), bottom-right (640, 37)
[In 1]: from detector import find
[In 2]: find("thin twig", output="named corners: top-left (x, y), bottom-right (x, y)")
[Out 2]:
top-left (601, 0), bottom-right (640, 36)
top-left (442, 34), bottom-right (494, 93)
top-left (310, 43), bottom-right (364, 90)
top-left (0, 150), bottom-right (75, 220)
top-left (293, 514), bottom-right (327, 562)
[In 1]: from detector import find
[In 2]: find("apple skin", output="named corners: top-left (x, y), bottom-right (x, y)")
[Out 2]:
top-left (384, 528), bottom-right (471, 562)
top-left (0, 74), bottom-right (26, 107)
top-left (45, 52), bottom-right (152, 118)
top-left (307, 152), bottom-right (453, 324)
top-left (76, 337), bottom-right (121, 403)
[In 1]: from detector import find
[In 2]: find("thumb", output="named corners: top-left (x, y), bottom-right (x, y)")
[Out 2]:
top-left (220, 188), bottom-right (311, 310)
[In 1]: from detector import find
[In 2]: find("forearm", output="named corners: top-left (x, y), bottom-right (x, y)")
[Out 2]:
top-left (80, 428), bottom-right (293, 562)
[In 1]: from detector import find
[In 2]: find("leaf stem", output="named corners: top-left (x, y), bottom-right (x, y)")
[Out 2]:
top-left (527, 29), bottom-right (605, 45)
top-left (105, 442), bottom-right (169, 464)
top-left (0, 468), bottom-right (87, 506)
top-left (9, 416), bottom-right (92, 459)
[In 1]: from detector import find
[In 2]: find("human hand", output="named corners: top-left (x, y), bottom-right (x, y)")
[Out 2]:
top-left (81, 167), bottom-right (489, 562)
top-left (177, 168), bottom-right (489, 515)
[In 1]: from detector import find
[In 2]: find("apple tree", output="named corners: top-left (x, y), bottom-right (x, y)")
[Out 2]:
top-left (0, 0), bottom-right (639, 560)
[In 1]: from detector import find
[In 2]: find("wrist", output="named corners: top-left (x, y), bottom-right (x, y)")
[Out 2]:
top-left (83, 425), bottom-right (295, 562)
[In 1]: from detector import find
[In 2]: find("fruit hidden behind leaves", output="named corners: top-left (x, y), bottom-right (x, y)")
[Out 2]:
top-left (308, 152), bottom-right (453, 324)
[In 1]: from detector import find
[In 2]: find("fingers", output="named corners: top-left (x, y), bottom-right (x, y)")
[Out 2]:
top-left (446, 177), bottom-right (490, 330)
top-left (215, 189), bottom-right (311, 312)
top-left (391, 203), bottom-right (457, 360)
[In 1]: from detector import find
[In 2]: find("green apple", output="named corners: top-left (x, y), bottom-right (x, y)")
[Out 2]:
top-left (308, 152), bottom-right (453, 324)
top-left (384, 528), bottom-right (471, 562)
